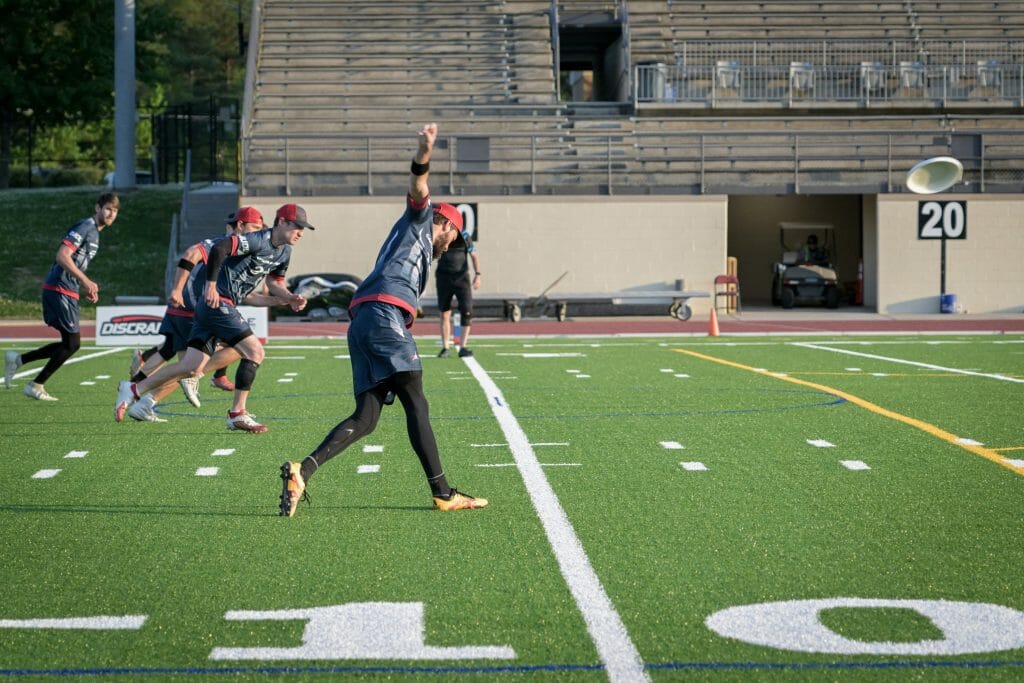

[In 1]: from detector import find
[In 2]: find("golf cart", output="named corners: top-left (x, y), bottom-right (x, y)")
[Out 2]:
top-left (770, 223), bottom-right (841, 309)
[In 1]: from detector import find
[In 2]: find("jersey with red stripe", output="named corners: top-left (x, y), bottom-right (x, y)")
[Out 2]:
top-left (44, 217), bottom-right (100, 294)
top-left (350, 195), bottom-right (433, 326)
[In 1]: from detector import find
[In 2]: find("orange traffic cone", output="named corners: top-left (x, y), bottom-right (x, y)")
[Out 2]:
top-left (708, 307), bottom-right (720, 337)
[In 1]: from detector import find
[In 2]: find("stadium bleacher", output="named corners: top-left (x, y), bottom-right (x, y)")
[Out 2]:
top-left (242, 0), bottom-right (1024, 197)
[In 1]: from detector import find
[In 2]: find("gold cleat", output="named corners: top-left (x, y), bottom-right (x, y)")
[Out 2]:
top-left (432, 489), bottom-right (488, 511)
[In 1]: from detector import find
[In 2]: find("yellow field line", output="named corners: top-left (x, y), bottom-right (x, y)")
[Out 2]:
top-left (672, 348), bottom-right (1024, 477)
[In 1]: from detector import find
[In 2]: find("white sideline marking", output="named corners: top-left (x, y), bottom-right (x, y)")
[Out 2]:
top-left (845, 367), bottom-right (861, 372)
top-left (575, 374), bottom-right (591, 379)
top-left (264, 355), bottom-right (306, 360)
top-left (284, 372), bottom-right (299, 376)
top-left (212, 449), bottom-right (235, 457)
top-left (841, 460), bottom-right (871, 471)
top-left (566, 369), bottom-right (580, 373)
top-left (956, 438), bottom-right (984, 446)
top-left (673, 373), bottom-right (690, 378)
top-left (463, 356), bottom-right (649, 683)
top-left (680, 462), bottom-right (708, 471)
top-left (80, 381), bottom-right (96, 386)
top-left (807, 439), bottom-right (835, 448)
top-left (660, 369), bottom-right (674, 373)
top-left (333, 354), bottom-right (351, 359)
top-left (793, 342), bottom-right (1024, 383)
top-left (196, 467), bottom-right (219, 477)
top-left (277, 378), bottom-right (293, 383)
top-left (95, 375), bottom-right (111, 379)
top-left (497, 352), bottom-right (586, 358)
top-left (10, 347), bottom-right (126, 381)
top-left (477, 463), bottom-right (581, 468)
top-left (32, 469), bottom-right (61, 479)
top-left (1007, 459), bottom-right (1024, 468)
top-left (363, 445), bottom-right (384, 453)
top-left (64, 450), bottom-right (88, 459)
top-left (660, 441), bottom-right (685, 450)
top-left (357, 464), bottom-right (380, 474)
top-left (0, 615), bottom-right (147, 630)
top-left (472, 442), bottom-right (569, 447)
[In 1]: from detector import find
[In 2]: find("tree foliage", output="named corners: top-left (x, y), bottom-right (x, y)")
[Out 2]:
top-left (0, 0), bottom-right (248, 187)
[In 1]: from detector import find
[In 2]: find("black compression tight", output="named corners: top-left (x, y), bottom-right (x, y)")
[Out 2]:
top-left (21, 330), bottom-right (81, 385)
top-left (302, 371), bottom-right (450, 497)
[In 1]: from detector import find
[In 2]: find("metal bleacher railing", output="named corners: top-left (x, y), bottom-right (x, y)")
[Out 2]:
top-left (635, 39), bottom-right (1024, 106)
top-left (241, 122), bottom-right (1024, 197)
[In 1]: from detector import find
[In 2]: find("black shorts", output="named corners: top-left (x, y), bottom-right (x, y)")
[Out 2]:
top-left (436, 271), bottom-right (472, 315)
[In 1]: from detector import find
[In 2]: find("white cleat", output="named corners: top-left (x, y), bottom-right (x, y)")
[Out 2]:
top-left (128, 399), bottom-right (167, 423)
top-left (115, 380), bottom-right (135, 422)
top-left (179, 376), bottom-right (202, 408)
top-left (23, 382), bottom-right (58, 401)
top-left (5, 350), bottom-right (22, 388)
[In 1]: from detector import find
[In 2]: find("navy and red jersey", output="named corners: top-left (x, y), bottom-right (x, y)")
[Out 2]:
top-left (166, 238), bottom-right (217, 318)
top-left (207, 229), bottom-right (290, 305)
top-left (43, 217), bottom-right (100, 298)
top-left (349, 195), bottom-right (433, 327)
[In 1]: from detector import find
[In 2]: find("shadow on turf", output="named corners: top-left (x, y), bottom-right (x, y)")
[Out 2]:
top-left (0, 503), bottom-right (433, 517)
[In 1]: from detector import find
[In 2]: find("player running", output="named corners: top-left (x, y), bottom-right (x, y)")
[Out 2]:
top-left (115, 204), bottom-right (311, 431)
top-left (124, 207), bottom-right (285, 422)
top-left (279, 123), bottom-right (487, 516)
top-left (5, 193), bottom-right (119, 400)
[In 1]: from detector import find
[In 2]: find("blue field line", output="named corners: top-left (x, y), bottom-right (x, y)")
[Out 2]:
top-left (4, 659), bottom-right (1024, 678)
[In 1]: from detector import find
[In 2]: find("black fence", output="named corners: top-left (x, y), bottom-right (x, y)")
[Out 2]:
top-left (3, 96), bottom-right (240, 188)
top-left (149, 96), bottom-right (240, 185)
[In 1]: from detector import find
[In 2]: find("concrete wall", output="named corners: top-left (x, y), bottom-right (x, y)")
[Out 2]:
top-left (243, 193), bottom-right (1024, 315)
top-left (875, 194), bottom-right (1024, 314)
top-left (245, 195), bottom-right (728, 314)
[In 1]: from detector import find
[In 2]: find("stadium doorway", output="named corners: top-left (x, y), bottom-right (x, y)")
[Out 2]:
top-left (727, 195), bottom-right (865, 307)
top-left (556, 9), bottom-right (628, 103)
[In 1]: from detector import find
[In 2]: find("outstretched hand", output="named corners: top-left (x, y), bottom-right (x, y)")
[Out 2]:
top-left (417, 123), bottom-right (437, 158)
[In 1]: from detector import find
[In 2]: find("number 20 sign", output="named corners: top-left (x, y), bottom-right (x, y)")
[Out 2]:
top-left (918, 200), bottom-right (967, 239)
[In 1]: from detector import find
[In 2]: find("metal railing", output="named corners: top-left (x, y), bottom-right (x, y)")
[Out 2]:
top-left (241, 127), bottom-right (1024, 196)
top-left (635, 61), bottom-right (1024, 106)
top-left (671, 39), bottom-right (1024, 69)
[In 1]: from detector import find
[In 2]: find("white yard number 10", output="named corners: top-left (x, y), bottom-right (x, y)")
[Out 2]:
top-left (919, 200), bottom-right (967, 239)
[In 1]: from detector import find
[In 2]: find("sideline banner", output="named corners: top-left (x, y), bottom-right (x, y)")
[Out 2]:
top-left (95, 305), bottom-right (269, 346)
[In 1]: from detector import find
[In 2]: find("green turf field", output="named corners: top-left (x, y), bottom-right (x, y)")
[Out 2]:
top-left (2, 334), bottom-right (1022, 681)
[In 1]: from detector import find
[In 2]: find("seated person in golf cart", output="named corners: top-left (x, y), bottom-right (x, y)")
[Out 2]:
top-left (801, 234), bottom-right (830, 267)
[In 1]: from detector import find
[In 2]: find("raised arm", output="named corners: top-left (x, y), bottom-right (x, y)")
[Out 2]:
top-left (409, 123), bottom-right (437, 203)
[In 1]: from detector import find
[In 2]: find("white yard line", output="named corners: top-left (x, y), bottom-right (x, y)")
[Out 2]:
top-left (10, 347), bottom-right (127, 381)
top-left (792, 342), bottom-right (1024, 384)
top-left (462, 356), bottom-right (649, 683)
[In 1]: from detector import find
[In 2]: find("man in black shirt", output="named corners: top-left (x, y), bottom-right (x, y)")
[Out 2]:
top-left (434, 205), bottom-right (481, 358)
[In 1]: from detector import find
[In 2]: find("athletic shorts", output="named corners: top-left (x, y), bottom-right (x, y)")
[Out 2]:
top-left (189, 301), bottom-right (252, 349)
top-left (42, 288), bottom-right (80, 334)
top-left (158, 310), bottom-right (195, 355)
top-left (436, 271), bottom-right (473, 315)
top-left (347, 301), bottom-right (422, 397)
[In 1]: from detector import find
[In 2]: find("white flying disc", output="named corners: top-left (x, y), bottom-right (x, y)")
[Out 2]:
top-left (906, 156), bottom-right (963, 194)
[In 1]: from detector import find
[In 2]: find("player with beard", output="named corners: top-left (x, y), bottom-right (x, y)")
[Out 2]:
top-left (279, 123), bottom-right (487, 516)
top-left (5, 193), bottom-right (120, 400)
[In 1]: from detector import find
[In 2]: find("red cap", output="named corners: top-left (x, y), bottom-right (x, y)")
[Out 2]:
top-left (275, 203), bottom-right (315, 230)
top-left (433, 202), bottom-right (463, 231)
top-left (227, 206), bottom-right (267, 227)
